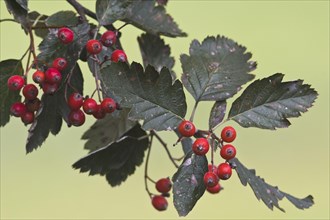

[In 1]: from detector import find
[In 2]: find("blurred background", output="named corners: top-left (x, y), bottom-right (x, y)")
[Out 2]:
top-left (0, 1), bottom-right (329, 219)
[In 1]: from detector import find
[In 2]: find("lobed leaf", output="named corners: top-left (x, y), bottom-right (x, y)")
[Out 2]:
top-left (0, 59), bottom-right (23, 127)
top-left (99, 62), bottom-right (187, 131)
top-left (45, 10), bottom-right (79, 27)
top-left (209, 101), bottom-right (226, 130)
top-left (231, 158), bottom-right (314, 211)
top-left (172, 152), bottom-right (208, 216)
top-left (4, 0), bottom-right (29, 32)
top-left (138, 33), bottom-right (175, 78)
top-left (82, 109), bottom-right (137, 153)
top-left (15, 0), bottom-right (28, 11)
top-left (73, 124), bottom-right (149, 187)
top-left (28, 11), bottom-right (49, 38)
top-left (181, 35), bottom-right (256, 102)
top-left (228, 73), bottom-right (318, 129)
top-left (95, 0), bottom-right (186, 37)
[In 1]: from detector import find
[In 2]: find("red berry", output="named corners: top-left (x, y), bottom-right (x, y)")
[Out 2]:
top-left (58, 27), bottom-right (74, 44)
top-left (155, 178), bottom-right (172, 193)
top-left (220, 144), bottom-right (237, 160)
top-left (42, 82), bottom-right (58, 94)
top-left (10, 102), bottom-right (26, 117)
top-left (92, 105), bottom-right (106, 119)
top-left (101, 30), bottom-right (117, 47)
top-left (217, 163), bottom-right (232, 180)
top-left (45, 68), bottom-right (62, 84)
top-left (68, 109), bottom-right (85, 127)
top-left (7, 75), bottom-right (25, 91)
top-left (21, 111), bottom-right (35, 125)
top-left (82, 98), bottom-right (98, 114)
top-left (86, 39), bottom-right (102, 54)
top-left (206, 183), bottom-right (221, 194)
top-left (32, 70), bottom-right (45, 84)
top-left (101, 98), bottom-right (116, 113)
top-left (52, 57), bottom-right (68, 71)
top-left (111, 49), bottom-right (127, 62)
top-left (221, 126), bottom-right (236, 143)
top-left (203, 171), bottom-right (219, 188)
top-left (68, 92), bottom-right (84, 110)
top-left (192, 138), bottom-right (209, 155)
top-left (22, 84), bottom-right (39, 100)
top-left (178, 120), bottom-right (196, 137)
top-left (151, 195), bottom-right (168, 211)
top-left (25, 98), bottom-right (41, 112)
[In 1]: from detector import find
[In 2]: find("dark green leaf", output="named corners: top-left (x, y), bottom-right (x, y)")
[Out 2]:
top-left (15, 0), bottom-right (28, 11)
top-left (26, 95), bottom-right (63, 153)
top-left (228, 73), bottom-right (318, 129)
top-left (138, 33), bottom-right (175, 78)
top-left (0, 59), bottom-right (23, 127)
top-left (172, 152), bottom-right (208, 216)
top-left (46, 10), bottom-right (79, 27)
top-left (73, 124), bottom-right (149, 187)
top-left (96, 0), bottom-right (134, 25)
top-left (28, 11), bottom-right (49, 38)
top-left (181, 36), bottom-right (256, 102)
top-left (156, 0), bottom-right (168, 6)
top-left (82, 109), bottom-right (136, 153)
top-left (209, 101), bottom-right (226, 130)
top-left (100, 62), bottom-right (187, 131)
top-left (231, 158), bottom-right (314, 211)
top-left (96, 0), bottom-right (186, 37)
top-left (4, 0), bottom-right (29, 31)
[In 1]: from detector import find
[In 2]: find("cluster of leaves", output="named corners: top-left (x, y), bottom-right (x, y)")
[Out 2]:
top-left (1, 0), bottom-right (317, 217)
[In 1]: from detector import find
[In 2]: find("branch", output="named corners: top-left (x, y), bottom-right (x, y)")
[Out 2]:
top-left (66, 0), bottom-right (87, 22)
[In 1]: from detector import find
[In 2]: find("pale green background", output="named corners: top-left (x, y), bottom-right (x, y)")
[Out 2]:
top-left (0, 1), bottom-right (329, 219)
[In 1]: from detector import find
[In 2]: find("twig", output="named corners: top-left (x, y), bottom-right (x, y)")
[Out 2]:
top-left (189, 101), bottom-right (199, 122)
top-left (0, 19), bottom-right (17, 23)
top-left (144, 135), bottom-right (154, 198)
top-left (66, 0), bottom-right (87, 22)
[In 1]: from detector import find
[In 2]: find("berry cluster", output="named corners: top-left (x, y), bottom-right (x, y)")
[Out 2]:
top-left (178, 120), bottom-right (238, 194)
top-left (151, 177), bottom-right (172, 211)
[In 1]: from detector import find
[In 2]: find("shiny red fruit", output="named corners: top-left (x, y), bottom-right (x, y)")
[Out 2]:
top-left (82, 98), bottom-right (98, 114)
top-left (111, 49), bottom-right (127, 62)
top-left (68, 92), bottom-right (84, 110)
top-left (101, 97), bottom-right (116, 113)
top-left (58, 27), bottom-right (74, 44)
top-left (10, 102), bottom-right (26, 117)
top-left (21, 111), bottom-right (35, 125)
top-left (23, 84), bottom-right (39, 100)
top-left (42, 82), bottom-right (58, 94)
top-left (155, 178), bottom-right (172, 193)
top-left (86, 39), bottom-right (102, 54)
top-left (45, 68), bottom-right (62, 84)
top-left (25, 98), bottom-right (41, 112)
top-left (151, 195), bottom-right (168, 211)
top-left (92, 105), bottom-right (106, 119)
top-left (206, 183), bottom-right (221, 194)
top-left (101, 30), bottom-right (117, 47)
top-left (52, 57), bottom-right (68, 71)
top-left (221, 126), bottom-right (236, 143)
top-left (68, 109), bottom-right (85, 127)
top-left (192, 138), bottom-right (209, 155)
top-left (7, 75), bottom-right (25, 91)
top-left (178, 120), bottom-right (196, 137)
top-left (220, 144), bottom-right (237, 160)
top-left (203, 171), bottom-right (219, 188)
top-left (32, 70), bottom-right (45, 84)
top-left (217, 163), bottom-right (232, 180)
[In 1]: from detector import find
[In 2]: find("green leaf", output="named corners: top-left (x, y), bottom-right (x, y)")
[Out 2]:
top-left (156, 0), bottom-right (168, 6)
top-left (100, 62), bottom-right (187, 131)
top-left (138, 33), bottom-right (175, 78)
top-left (46, 10), bottom-right (79, 27)
top-left (26, 95), bottom-right (63, 153)
top-left (228, 73), bottom-right (318, 129)
top-left (0, 59), bottom-right (23, 127)
top-left (28, 11), bottom-right (49, 38)
top-left (95, 0), bottom-right (186, 37)
top-left (172, 152), bottom-right (208, 216)
top-left (231, 158), bottom-right (314, 211)
top-left (181, 36), bottom-right (256, 102)
top-left (15, 0), bottom-right (28, 11)
top-left (209, 101), bottom-right (226, 130)
top-left (82, 109), bottom-right (136, 153)
top-left (96, 0), bottom-right (134, 25)
top-left (73, 124), bottom-right (149, 187)
top-left (4, 0), bottom-right (29, 31)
